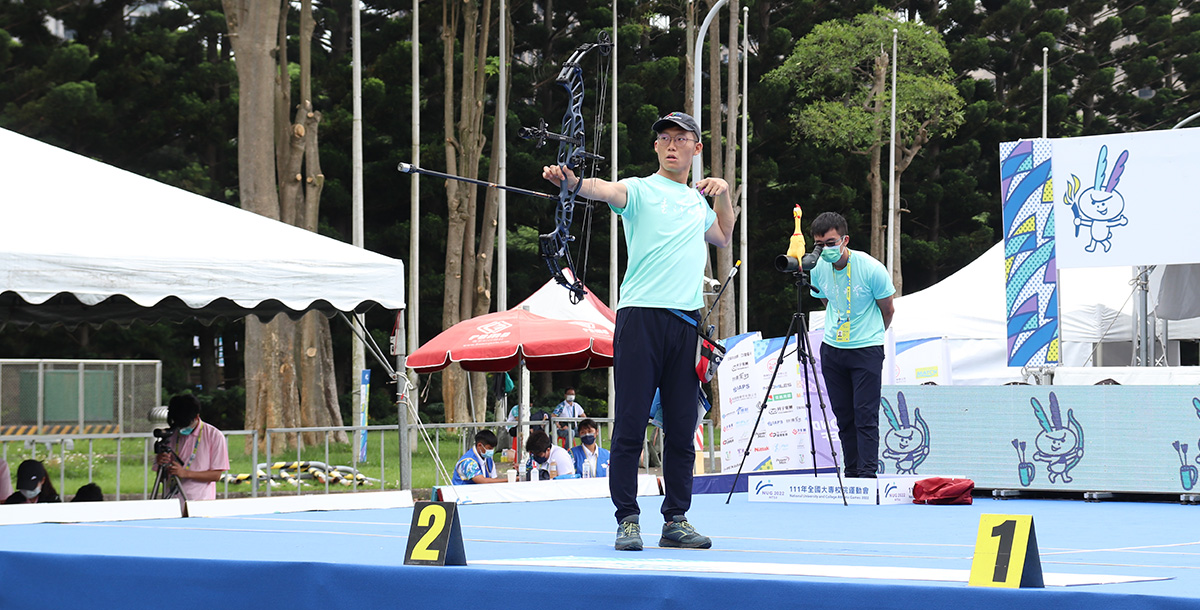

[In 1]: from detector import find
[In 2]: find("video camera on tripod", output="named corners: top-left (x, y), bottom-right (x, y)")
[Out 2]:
top-left (726, 203), bottom-right (848, 506)
top-left (152, 427), bottom-right (177, 456)
top-left (147, 405), bottom-right (186, 500)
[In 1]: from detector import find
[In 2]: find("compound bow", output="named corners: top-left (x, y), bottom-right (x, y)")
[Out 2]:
top-left (398, 33), bottom-right (612, 304)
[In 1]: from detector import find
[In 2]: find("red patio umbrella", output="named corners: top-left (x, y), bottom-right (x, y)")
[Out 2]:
top-left (407, 308), bottom-right (614, 373)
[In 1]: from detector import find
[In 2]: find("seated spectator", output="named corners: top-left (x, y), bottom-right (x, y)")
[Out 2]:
top-left (552, 388), bottom-right (585, 447)
top-left (4, 459), bottom-right (61, 504)
top-left (570, 418), bottom-right (610, 478)
top-left (524, 429), bottom-right (575, 481)
top-left (71, 482), bottom-right (104, 502)
top-left (0, 458), bottom-right (10, 501)
top-left (506, 405), bottom-right (548, 437)
top-left (451, 430), bottom-right (508, 485)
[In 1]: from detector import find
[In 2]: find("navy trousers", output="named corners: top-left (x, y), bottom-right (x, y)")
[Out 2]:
top-left (610, 307), bottom-right (700, 524)
top-left (820, 343), bottom-right (884, 478)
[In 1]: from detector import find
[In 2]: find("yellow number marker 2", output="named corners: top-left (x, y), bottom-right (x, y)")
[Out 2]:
top-left (404, 501), bottom-right (467, 566)
top-left (968, 514), bottom-right (1043, 588)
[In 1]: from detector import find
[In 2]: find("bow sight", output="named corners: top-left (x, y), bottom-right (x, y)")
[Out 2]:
top-left (520, 32), bottom-right (612, 304)
top-left (397, 33), bottom-right (612, 305)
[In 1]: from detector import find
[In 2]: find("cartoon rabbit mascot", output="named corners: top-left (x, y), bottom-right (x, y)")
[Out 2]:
top-left (1031, 392), bottom-right (1085, 484)
top-left (1063, 145), bottom-right (1129, 253)
top-left (880, 392), bottom-right (929, 475)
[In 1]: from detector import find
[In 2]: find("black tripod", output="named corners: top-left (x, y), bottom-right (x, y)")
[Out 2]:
top-left (150, 450), bottom-right (188, 502)
top-left (726, 269), bottom-right (846, 506)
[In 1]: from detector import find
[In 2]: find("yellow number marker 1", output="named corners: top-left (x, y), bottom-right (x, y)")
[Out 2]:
top-left (403, 501), bottom-right (467, 566)
top-left (968, 514), bottom-right (1043, 588)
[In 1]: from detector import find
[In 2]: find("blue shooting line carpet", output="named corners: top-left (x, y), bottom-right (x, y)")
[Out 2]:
top-left (0, 492), bottom-right (1197, 609)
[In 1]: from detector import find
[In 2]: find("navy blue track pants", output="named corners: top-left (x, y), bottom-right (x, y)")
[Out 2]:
top-left (609, 307), bottom-right (700, 524)
top-left (819, 342), bottom-right (884, 478)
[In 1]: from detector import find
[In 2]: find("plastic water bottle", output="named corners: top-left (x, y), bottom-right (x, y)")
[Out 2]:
top-left (549, 461), bottom-right (558, 480)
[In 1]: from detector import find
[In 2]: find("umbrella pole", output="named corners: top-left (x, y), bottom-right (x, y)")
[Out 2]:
top-left (519, 361), bottom-right (532, 478)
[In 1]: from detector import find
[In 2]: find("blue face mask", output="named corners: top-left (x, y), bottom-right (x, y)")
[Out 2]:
top-left (580, 434), bottom-right (596, 446)
top-left (483, 448), bottom-right (495, 458)
top-left (533, 454), bottom-right (549, 465)
top-left (179, 422), bottom-right (196, 436)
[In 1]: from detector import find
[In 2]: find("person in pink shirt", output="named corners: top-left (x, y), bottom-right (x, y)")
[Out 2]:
top-left (154, 394), bottom-right (229, 501)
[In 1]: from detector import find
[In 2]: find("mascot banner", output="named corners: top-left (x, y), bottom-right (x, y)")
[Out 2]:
top-left (1053, 129), bottom-right (1200, 269)
top-left (1001, 130), bottom-right (1200, 367)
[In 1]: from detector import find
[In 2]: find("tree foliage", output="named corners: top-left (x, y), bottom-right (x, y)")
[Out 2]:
top-left (3, 1), bottom-right (1200, 424)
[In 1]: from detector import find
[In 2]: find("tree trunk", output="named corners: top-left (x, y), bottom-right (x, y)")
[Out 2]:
top-left (298, 314), bottom-right (345, 444)
top-left (225, 0), bottom-right (341, 451)
top-left (198, 325), bottom-right (220, 391)
top-left (889, 120), bottom-right (931, 296)
top-left (290, 0), bottom-right (343, 443)
top-left (868, 51), bottom-right (888, 261)
top-left (246, 314), bottom-right (301, 451)
top-left (223, 1), bottom-right (301, 452)
top-left (441, 0), bottom-right (468, 424)
top-left (441, 0), bottom-right (494, 424)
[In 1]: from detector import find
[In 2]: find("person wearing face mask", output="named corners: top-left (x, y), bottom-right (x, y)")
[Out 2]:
top-left (451, 430), bottom-right (507, 484)
top-left (552, 387), bottom-right (585, 447)
top-left (4, 459), bottom-right (60, 504)
top-left (524, 429), bottom-right (575, 481)
top-left (154, 393), bottom-right (229, 501)
top-left (543, 112), bottom-right (734, 552)
top-left (809, 211), bottom-right (896, 480)
top-left (569, 419), bottom-right (610, 478)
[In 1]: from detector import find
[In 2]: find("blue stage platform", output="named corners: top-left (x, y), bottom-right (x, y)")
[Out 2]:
top-left (1, 493), bottom-right (1197, 609)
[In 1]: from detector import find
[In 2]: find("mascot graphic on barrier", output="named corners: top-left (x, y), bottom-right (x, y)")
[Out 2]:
top-left (1020, 392), bottom-right (1085, 484)
top-left (1170, 397), bottom-right (1200, 491)
top-left (879, 392), bottom-right (929, 475)
top-left (1063, 144), bottom-right (1130, 253)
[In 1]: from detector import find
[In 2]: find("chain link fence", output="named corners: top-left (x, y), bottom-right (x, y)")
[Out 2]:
top-left (0, 359), bottom-right (161, 435)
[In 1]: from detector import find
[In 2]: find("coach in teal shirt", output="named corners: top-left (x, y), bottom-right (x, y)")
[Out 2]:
top-left (810, 211), bottom-right (895, 479)
top-left (542, 111), bottom-right (735, 552)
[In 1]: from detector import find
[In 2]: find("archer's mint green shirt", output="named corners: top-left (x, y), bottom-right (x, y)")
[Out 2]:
top-left (610, 174), bottom-right (716, 310)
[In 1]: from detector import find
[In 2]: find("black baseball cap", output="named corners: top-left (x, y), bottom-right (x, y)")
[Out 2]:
top-left (16, 460), bottom-right (47, 491)
top-left (652, 112), bottom-right (701, 139)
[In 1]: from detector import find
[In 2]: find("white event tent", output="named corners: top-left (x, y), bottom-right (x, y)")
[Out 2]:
top-left (0, 128), bottom-right (405, 327)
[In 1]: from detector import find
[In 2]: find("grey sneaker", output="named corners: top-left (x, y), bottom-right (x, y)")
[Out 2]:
top-left (660, 515), bottom-right (712, 549)
top-left (615, 516), bottom-right (643, 551)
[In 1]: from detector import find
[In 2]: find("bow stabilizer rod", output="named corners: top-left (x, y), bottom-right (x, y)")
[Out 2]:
top-left (396, 162), bottom-right (560, 201)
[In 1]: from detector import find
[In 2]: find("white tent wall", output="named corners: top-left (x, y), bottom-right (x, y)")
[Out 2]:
top-left (809, 243), bottom-right (1200, 385)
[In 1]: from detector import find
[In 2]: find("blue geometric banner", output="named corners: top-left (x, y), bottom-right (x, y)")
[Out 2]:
top-left (999, 139), bottom-right (1059, 367)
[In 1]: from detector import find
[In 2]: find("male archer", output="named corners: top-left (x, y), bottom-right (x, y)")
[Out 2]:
top-left (543, 111), bottom-right (735, 551)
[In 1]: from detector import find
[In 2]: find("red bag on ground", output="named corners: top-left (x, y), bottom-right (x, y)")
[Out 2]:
top-left (912, 477), bottom-right (974, 505)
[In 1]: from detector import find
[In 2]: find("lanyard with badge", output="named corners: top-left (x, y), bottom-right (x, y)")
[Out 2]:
top-left (832, 258), bottom-right (852, 342)
top-left (175, 422), bottom-right (203, 471)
